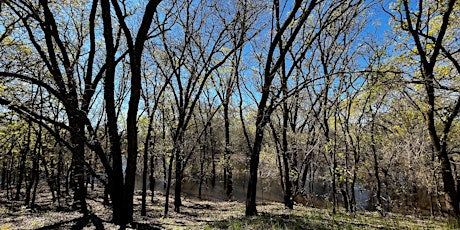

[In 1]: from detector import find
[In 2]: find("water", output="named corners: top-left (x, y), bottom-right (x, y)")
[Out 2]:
top-left (97, 172), bottom-right (437, 214)
top-left (133, 174), bottom-right (374, 210)
top-left (134, 174), bottom-right (284, 202)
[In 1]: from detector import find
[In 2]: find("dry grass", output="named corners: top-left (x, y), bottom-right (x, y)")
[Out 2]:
top-left (0, 185), bottom-right (452, 229)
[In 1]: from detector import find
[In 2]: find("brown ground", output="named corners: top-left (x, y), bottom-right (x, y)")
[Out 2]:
top-left (0, 183), bottom-right (450, 229)
top-left (0, 183), bottom-right (255, 229)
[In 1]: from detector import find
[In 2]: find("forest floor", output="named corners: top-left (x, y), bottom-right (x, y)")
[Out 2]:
top-left (0, 184), bottom-right (454, 229)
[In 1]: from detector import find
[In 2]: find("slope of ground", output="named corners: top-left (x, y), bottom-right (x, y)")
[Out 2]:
top-left (0, 186), bottom-right (452, 229)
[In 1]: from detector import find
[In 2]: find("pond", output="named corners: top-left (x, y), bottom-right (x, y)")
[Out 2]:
top-left (133, 174), bottom-right (373, 210)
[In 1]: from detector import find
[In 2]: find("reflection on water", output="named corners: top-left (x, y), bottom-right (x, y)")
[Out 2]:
top-left (90, 170), bottom-right (440, 214)
top-left (134, 174), bottom-right (284, 202)
top-left (133, 174), bottom-right (372, 210)
top-left (122, 158), bottom-right (438, 214)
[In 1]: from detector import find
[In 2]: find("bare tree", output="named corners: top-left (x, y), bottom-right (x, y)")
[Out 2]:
top-left (157, 0), bottom-right (254, 215)
top-left (100, 0), bottom-right (162, 225)
top-left (390, 0), bottom-right (460, 215)
top-left (245, 0), bottom-right (365, 216)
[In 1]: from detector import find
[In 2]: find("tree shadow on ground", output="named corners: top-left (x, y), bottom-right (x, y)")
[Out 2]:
top-left (129, 222), bottom-right (163, 230)
top-left (36, 213), bottom-right (164, 230)
top-left (179, 203), bottom-right (215, 217)
top-left (37, 213), bottom-right (105, 230)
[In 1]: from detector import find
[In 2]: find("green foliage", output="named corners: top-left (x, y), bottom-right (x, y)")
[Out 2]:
top-left (447, 218), bottom-right (460, 229)
top-left (207, 208), bottom-right (447, 230)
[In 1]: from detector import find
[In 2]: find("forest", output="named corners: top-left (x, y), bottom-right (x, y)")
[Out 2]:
top-left (0, 0), bottom-right (460, 229)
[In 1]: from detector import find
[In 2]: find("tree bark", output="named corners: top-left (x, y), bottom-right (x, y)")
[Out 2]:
top-left (174, 130), bottom-right (184, 212)
top-left (150, 153), bottom-right (156, 202)
top-left (100, 0), bottom-right (124, 224)
top-left (246, 116), bottom-right (267, 216)
top-left (223, 104), bottom-right (233, 199)
top-left (164, 148), bottom-right (174, 217)
top-left (245, 0), bottom-right (317, 216)
top-left (15, 123), bottom-right (31, 201)
top-left (110, 0), bottom-right (162, 224)
top-left (69, 118), bottom-right (88, 215)
top-left (370, 112), bottom-right (383, 213)
top-left (142, 102), bottom-right (156, 216)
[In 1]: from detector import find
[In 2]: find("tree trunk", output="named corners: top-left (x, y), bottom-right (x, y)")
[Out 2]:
top-left (15, 124), bottom-right (31, 200)
top-left (30, 139), bottom-right (41, 210)
top-left (164, 150), bottom-right (174, 217)
top-left (351, 163), bottom-right (358, 213)
top-left (332, 151), bottom-right (337, 214)
top-left (340, 183), bottom-right (350, 212)
top-left (223, 103), bottom-right (233, 199)
top-left (3, 141), bottom-right (16, 191)
top-left (1, 157), bottom-right (6, 190)
top-left (57, 149), bottom-right (63, 208)
top-left (198, 143), bottom-right (205, 199)
top-left (123, 0), bottom-right (162, 221)
top-left (6, 154), bottom-right (14, 199)
top-left (370, 113), bottom-right (383, 214)
top-left (210, 125), bottom-right (216, 187)
top-left (174, 137), bottom-right (183, 212)
top-left (400, 0), bottom-right (459, 216)
top-left (101, 0), bottom-right (124, 223)
top-left (142, 109), bottom-right (155, 216)
top-left (246, 120), bottom-right (266, 216)
top-left (124, 70), bottom-right (141, 225)
top-left (69, 119), bottom-right (88, 215)
top-left (25, 132), bottom-right (41, 206)
top-left (65, 162), bottom-right (71, 196)
top-left (162, 154), bottom-right (167, 189)
top-left (150, 152), bottom-right (155, 202)
top-left (41, 151), bottom-right (56, 203)
top-left (141, 142), bottom-right (149, 216)
top-left (439, 146), bottom-right (459, 215)
top-left (282, 102), bottom-right (293, 209)
top-left (50, 157), bottom-right (57, 202)
top-left (270, 122), bottom-right (285, 204)
top-left (30, 162), bottom-right (40, 210)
